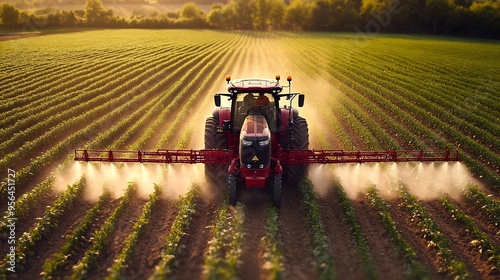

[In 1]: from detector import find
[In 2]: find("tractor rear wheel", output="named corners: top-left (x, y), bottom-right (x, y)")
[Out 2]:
top-left (283, 116), bottom-right (309, 185)
top-left (272, 174), bottom-right (282, 208)
top-left (204, 116), bottom-right (228, 186)
top-left (228, 174), bottom-right (237, 206)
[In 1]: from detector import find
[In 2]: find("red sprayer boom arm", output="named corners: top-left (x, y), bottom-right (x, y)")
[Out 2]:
top-left (74, 149), bottom-right (458, 164)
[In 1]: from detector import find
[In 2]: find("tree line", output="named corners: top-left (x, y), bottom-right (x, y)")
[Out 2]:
top-left (1, 0), bottom-right (499, 38)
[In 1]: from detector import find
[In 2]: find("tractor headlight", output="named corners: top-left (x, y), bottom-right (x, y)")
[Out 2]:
top-left (259, 164), bottom-right (264, 169)
top-left (259, 139), bottom-right (270, 146)
top-left (242, 139), bottom-right (252, 146)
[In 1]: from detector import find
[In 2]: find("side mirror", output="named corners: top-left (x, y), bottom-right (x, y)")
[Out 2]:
top-left (298, 94), bottom-right (305, 107)
top-left (214, 94), bottom-right (221, 107)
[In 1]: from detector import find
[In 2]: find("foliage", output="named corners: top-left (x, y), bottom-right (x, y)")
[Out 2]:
top-left (398, 185), bottom-right (470, 278)
top-left (151, 186), bottom-right (198, 279)
top-left (0, 0), bottom-right (498, 37)
top-left (71, 182), bottom-right (136, 279)
top-left (464, 186), bottom-right (500, 226)
top-left (300, 178), bottom-right (336, 279)
top-left (0, 177), bottom-right (86, 277)
top-left (41, 190), bottom-right (111, 278)
top-left (203, 202), bottom-right (245, 279)
top-left (366, 186), bottom-right (429, 279)
top-left (106, 184), bottom-right (162, 279)
top-left (261, 204), bottom-right (284, 278)
top-left (441, 196), bottom-right (500, 271)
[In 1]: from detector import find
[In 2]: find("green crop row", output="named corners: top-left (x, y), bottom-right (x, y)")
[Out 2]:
top-left (336, 186), bottom-right (377, 279)
top-left (440, 196), bottom-right (500, 271)
top-left (299, 178), bottom-right (335, 279)
top-left (261, 204), bottom-right (284, 279)
top-left (151, 186), bottom-right (198, 279)
top-left (284, 34), bottom-right (498, 187)
top-left (365, 187), bottom-right (429, 279)
top-left (336, 51), bottom-right (500, 153)
top-left (0, 177), bottom-right (54, 234)
top-left (41, 190), bottom-right (111, 279)
top-left (0, 45), bottom-right (199, 160)
top-left (106, 184), bottom-right (162, 279)
top-left (464, 186), bottom-right (500, 226)
top-left (125, 40), bottom-right (230, 150)
top-left (0, 177), bottom-right (85, 277)
top-left (0, 47), bottom-right (171, 145)
top-left (71, 182), bottom-right (136, 280)
top-left (398, 185), bottom-right (470, 278)
top-left (203, 202), bottom-right (245, 280)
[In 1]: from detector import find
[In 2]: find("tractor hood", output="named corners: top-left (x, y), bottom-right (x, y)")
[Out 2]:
top-left (239, 114), bottom-right (271, 170)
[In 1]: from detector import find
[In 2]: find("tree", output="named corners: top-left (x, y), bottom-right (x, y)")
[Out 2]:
top-left (425, 0), bottom-right (452, 34)
top-left (231, 0), bottom-right (253, 29)
top-left (84, 0), bottom-right (113, 26)
top-left (180, 2), bottom-right (204, 20)
top-left (1, 3), bottom-right (20, 27)
top-left (284, 0), bottom-right (313, 30)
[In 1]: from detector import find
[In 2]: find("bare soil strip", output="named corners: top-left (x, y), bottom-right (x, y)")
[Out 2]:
top-left (9, 198), bottom-right (94, 279)
top-left (171, 196), bottom-right (219, 279)
top-left (423, 200), bottom-right (495, 279)
top-left (317, 188), bottom-right (364, 279)
top-left (280, 180), bottom-right (317, 280)
top-left (388, 197), bottom-right (454, 278)
top-left (123, 197), bottom-right (178, 279)
top-left (351, 196), bottom-right (410, 279)
top-left (86, 194), bottom-right (147, 279)
top-left (238, 192), bottom-right (269, 280)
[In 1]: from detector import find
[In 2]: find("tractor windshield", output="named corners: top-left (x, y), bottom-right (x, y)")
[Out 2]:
top-left (233, 93), bottom-right (277, 133)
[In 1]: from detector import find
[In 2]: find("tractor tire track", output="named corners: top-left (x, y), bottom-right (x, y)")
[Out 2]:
top-left (280, 180), bottom-right (317, 280)
top-left (238, 192), bottom-right (269, 280)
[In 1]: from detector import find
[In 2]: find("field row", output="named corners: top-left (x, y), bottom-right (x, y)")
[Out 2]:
top-left (0, 30), bottom-right (498, 279)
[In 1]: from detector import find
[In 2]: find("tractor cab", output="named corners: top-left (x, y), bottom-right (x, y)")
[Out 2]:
top-left (213, 75), bottom-right (304, 136)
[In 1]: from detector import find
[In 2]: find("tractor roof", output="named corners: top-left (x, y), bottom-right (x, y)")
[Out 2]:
top-left (227, 78), bottom-right (283, 94)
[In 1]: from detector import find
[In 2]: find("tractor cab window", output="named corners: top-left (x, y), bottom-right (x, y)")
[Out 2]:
top-left (233, 93), bottom-right (277, 133)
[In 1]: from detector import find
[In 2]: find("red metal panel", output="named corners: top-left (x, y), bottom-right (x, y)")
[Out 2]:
top-left (278, 150), bottom-right (458, 164)
top-left (74, 149), bottom-right (234, 164)
top-left (75, 149), bottom-right (458, 165)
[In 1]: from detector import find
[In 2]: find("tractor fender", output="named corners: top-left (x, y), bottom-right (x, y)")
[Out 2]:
top-left (279, 107), bottom-right (300, 130)
top-left (213, 107), bottom-right (231, 126)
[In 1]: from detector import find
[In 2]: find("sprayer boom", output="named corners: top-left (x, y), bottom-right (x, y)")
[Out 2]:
top-left (75, 149), bottom-right (458, 164)
top-left (74, 149), bottom-right (234, 164)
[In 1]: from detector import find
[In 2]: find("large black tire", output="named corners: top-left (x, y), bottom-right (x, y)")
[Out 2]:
top-left (228, 174), bottom-right (238, 206)
top-left (272, 174), bottom-right (282, 208)
top-left (204, 116), bottom-right (228, 186)
top-left (283, 116), bottom-right (309, 185)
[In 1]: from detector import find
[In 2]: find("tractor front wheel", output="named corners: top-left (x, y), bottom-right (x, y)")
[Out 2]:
top-left (272, 174), bottom-right (282, 208)
top-left (228, 174), bottom-right (238, 206)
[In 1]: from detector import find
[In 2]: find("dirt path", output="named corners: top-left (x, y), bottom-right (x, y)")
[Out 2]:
top-left (238, 191), bottom-right (270, 280)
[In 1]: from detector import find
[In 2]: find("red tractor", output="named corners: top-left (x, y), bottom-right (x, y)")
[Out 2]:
top-left (75, 75), bottom-right (458, 207)
top-left (205, 75), bottom-right (308, 207)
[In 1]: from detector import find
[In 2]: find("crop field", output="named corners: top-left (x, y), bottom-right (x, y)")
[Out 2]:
top-left (0, 29), bottom-right (499, 279)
